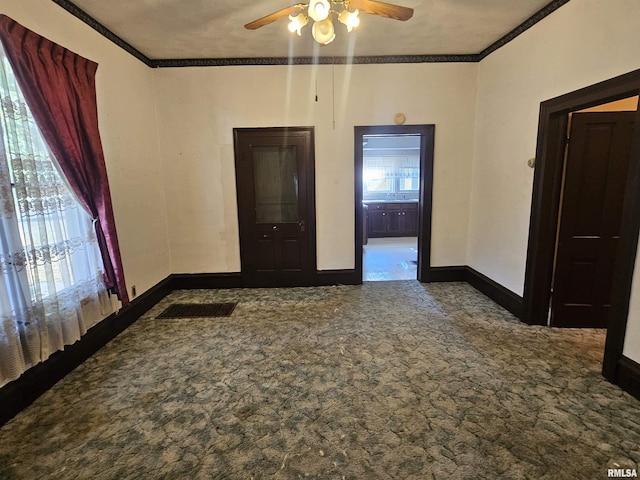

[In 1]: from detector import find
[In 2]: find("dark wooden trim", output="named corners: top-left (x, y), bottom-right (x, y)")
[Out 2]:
top-left (171, 271), bottom-right (360, 289)
top-left (354, 129), bottom-right (365, 280)
top-left (354, 125), bottom-right (435, 283)
top-left (0, 276), bottom-right (172, 427)
top-left (52, 0), bottom-right (567, 68)
top-left (615, 356), bottom-right (640, 401)
top-left (477, 0), bottom-right (570, 60)
top-left (152, 55), bottom-right (479, 68)
top-left (423, 265), bottom-right (523, 317)
top-left (417, 127), bottom-right (435, 282)
top-left (316, 269), bottom-right (360, 286)
top-left (424, 266), bottom-right (467, 282)
top-left (603, 106), bottom-right (640, 380)
top-left (464, 267), bottom-right (524, 319)
top-left (118, 277), bottom-right (174, 323)
top-left (520, 68), bottom-right (640, 388)
top-left (425, 265), bottom-right (523, 318)
top-left (522, 107), bottom-right (569, 326)
top-left (51, 0), bottom-right (154, 67)
top-left (169, 272), bottom-right (243, 290)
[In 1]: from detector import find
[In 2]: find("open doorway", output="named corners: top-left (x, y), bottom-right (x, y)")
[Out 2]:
top-left (362, 133), bottom-right (420, 281)
top-left (520, 68), bottom-right (640, 386)
top-left (354, 125), bottom-right (434, 283)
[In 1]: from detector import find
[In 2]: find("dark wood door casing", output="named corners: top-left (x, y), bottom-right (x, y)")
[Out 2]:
top-left (519, 67), bottom-right (640, 384)
top-left (354, 125), bottom-right (435, 282)
top-left (234, 127), bottom-right (317, 287)
top-left (551, 112), bottom-right (635, 328)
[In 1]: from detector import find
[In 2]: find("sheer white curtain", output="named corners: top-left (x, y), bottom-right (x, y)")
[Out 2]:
top-left (0, 45), bottom-right (113, 387)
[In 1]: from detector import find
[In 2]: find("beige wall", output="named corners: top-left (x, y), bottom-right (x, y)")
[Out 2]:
top-left (469, 0), bottom-right (640, 361)
top-left (469, 0), bottom-right (640, 294)
top-left (154, 63), bottom-right (477, 273)
top-left (625, 250), bottom-right (640, 361)
top-left (0, 0), bottom-right (172, 298)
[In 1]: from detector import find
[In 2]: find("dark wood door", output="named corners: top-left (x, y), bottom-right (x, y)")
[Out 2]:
top-left (551, 111), bottom-right (635, 327)
top-left (234, 127), bottom-right (316, 287)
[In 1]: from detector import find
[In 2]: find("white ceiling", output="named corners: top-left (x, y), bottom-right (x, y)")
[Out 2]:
top-left (62, 0), bottom-right (562, 61)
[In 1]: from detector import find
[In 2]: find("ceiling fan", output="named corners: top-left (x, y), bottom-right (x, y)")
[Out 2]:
top-left (244, 0), bottom-right (414, 45)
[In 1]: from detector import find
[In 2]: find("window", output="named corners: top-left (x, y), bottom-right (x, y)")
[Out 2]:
top-left (362, 134), bottom-right (420, 200)
top-left (0, 41), bottom-right (112, 387)
top-left (0, 53), bottom-right (102, 300)
top-left (363, 156), bottom-right (421, 195)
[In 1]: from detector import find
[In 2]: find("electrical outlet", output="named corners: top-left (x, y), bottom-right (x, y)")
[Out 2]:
top-left (131, 285), bottom-right (137, 298)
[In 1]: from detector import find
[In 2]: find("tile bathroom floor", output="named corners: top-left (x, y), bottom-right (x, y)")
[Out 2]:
top-left (363, 236), bottom-right (417, 281)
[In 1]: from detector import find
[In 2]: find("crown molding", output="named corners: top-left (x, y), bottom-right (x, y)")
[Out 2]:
top-left (478, 0), bottom-right (571, 60)
top-left (152, 54), bottom-right (479, 68)
top-left (51, 0), bottom-right (154, 67)
top-left (51, 0), bottom-right (570, 68)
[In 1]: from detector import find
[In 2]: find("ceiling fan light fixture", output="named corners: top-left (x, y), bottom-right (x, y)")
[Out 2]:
top-left (308, 0), bottom-right (331, 22)
top-left (338, 9), bottom-right (360, 32)
top-left (312, 17), bottom-right (336, 45)
top-left (288, 13), bottom-right (308, 35)
top-left (244, 0), bottom-right (413, 46)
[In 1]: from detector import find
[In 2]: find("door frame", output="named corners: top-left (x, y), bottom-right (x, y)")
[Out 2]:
top-left (521, 69), bottom-right (640, 382)
top-left (354, 124), bottom-right (435, 282)
top-left (233, 126), bottom-right (317, 287)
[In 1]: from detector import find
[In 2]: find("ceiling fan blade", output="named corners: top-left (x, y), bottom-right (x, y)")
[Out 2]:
top-left (348, 0), bottom-right (414, 21)
top-left (244, 5), bottom-right (304, 30)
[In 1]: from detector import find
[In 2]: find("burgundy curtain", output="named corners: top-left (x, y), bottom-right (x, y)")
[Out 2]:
top-left (0, 15), bottom-right (129, 305)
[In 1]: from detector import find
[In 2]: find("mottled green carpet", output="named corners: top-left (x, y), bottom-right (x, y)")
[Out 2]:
top-left (0, 281), bottom-right (638, 479)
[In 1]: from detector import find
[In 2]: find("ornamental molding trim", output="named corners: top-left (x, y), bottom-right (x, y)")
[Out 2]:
top-left (50, 0), bottom-right (571, 68)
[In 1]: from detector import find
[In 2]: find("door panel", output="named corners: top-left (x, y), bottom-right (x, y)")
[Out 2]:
top-left (253, 146), bottom-right (299, 223)
top-left (256, 237), bottom-right (276, 271)
top-left (401, 205), bottom-right (418, 235)
top-left (386, 204), bottom-right (401, 234)
top-left (234, 127), bottom-right (316, 287)
top-left (551, 112), bottom-right (635, 327)
top-left (282, 237), bottom-right (302, 271)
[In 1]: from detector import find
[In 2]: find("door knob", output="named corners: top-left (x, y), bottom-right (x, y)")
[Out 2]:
top-left (272, 225), bottom-right (278, 230)
top-left (299, 220), bottom-right (306, 232)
